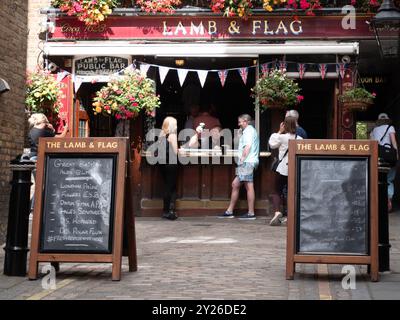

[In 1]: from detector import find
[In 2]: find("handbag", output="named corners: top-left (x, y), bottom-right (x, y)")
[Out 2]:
top-left (269, 134), bottom-right (296, 171)
top-left (378, 126), bottom-right (398, 166)
top-left (270, 149), bottom-right (288, 172)
top-left (378, 144), bottom-right (397, 166)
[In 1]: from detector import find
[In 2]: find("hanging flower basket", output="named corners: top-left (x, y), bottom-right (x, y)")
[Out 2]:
top-left (253, 69), bottom-right (303, 112)
top-left (259, 100), bottom-right (287, 110)
top-left (342, 99), bottom-right (374, 112)
top-left (92, 69), bottom-right (160, 120)
top-left (339, 88), bottom-right (376, 112)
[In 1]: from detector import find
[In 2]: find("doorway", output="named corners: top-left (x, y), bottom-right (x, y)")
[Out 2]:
top-left (296, 79), bottom-right (336, 139)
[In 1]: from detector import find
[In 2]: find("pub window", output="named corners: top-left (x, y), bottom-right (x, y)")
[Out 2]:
top-left (78, 119), bottom-right (89, 137)
top-left (140, 56), bottom-right (257, 151)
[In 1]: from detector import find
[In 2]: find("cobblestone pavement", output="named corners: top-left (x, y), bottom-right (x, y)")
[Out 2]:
top-left (0, 213), bottom-right (399, 300)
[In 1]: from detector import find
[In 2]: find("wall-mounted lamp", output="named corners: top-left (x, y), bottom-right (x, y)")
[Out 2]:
top-left (371, 0), bottom-right (400, 58)
top-left (0, 78), bottom-right (10, 94)
top-left (175, 59), bottom-right (185, 67)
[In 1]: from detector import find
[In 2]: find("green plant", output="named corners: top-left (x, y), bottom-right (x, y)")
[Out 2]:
top-left (25, 69), bottom-right (65, 117)
top-left (339, 87), bottom-right (376, 103)
top-left (252, 69), bottom-right (303, 111)
top-left (92, 69), bottom-right (160, 120)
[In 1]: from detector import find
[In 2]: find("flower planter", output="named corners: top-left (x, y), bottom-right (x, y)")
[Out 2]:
top-left (259, 101), bottom-right (286, 111)
top-left (342, 100), bottom-right (373, 112)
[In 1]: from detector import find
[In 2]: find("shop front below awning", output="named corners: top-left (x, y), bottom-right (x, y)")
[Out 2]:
top-left (44, 41), bottom-right (359, 57)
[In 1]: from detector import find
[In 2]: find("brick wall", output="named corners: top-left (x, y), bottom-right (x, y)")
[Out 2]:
top-left (0, 0), bottom-right (29, 244)
top-left (27, 0), bottom-right (51, 71)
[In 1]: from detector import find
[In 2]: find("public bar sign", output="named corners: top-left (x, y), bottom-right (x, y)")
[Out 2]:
top-left (50, 15), bottom-right (375, 41)
top-left (286, 140), bottom-right (379, 282)
top-left (74, 56), bottom-right (131, 75)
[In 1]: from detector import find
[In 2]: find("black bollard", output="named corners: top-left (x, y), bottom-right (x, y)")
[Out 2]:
top-left (3, 159), bottom-right (36, 276)
top-left (378, 165), bottom-right (391, 272)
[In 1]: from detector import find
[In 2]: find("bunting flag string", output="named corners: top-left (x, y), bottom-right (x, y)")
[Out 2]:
top-left (158, 66), bottom-right (170, 85)
top-left (297, 63), bottom-right (306, 80)
top-left (218, 70), bottom-right (228, 87)
top-left (238, 67), bottom-right (248, 85)
top-left (46, 59), bottom-right (353, 95)
top-left (318, 64), bottom-right (327, 79)
top-left (177, 69), bottom-right (189, 87)
top-left (261, 63), bottom-right (270, 76)
top-left (279, 61), bottom-right (287, 73)
top-left (140, 63), bottom-right (150, 76)
top-left (336, 63), bottom-right (346, 79)
top-left (197, 70), bottom-right (208, 88)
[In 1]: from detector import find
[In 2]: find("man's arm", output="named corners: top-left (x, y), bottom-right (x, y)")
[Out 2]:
top-left (240, 144), bottom-right (251, 163)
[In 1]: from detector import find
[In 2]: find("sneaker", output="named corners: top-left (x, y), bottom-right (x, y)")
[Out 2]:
top-left (162, 212), bottom-right (178, 220)
top-left (238, 213), bottom-right (256, 220)
top-left (218, 211), bottom-right (234, 218)
top-left (270, 212), bottom-right (282, 226)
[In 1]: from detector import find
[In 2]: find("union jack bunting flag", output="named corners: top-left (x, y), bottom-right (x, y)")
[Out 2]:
top-left (336, 63), bottom-right (346, 79)
top-left (238, 67), bottom-right (248, 84)
top-left (261, 63), bottom-right (270, 76)
top-left (218, 70), bottom-right (228, 87)
top-left (297, 63), bottom-right (306, 79)
top-left (279, 61), bottom-right (287, 73)
top-left (319, 64), bottom-right (327, 79)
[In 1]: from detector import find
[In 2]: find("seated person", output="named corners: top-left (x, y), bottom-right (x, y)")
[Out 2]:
top-left (193, 104), bottom-right (221, 131)
top-left (186, 125), bottom-right (222, 150)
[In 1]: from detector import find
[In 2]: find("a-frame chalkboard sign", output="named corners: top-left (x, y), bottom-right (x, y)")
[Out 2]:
top-left (28, 137), bottom-right (137, 281)
top-left (286, 140), bottom-right (379, 282)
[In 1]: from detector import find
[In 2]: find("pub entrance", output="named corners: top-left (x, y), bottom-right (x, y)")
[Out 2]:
top-left (297, 79), bottom-right (336, 139)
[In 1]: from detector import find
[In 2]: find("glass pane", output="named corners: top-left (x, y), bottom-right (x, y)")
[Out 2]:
top-left (79, 120), bottom-right (88, 137)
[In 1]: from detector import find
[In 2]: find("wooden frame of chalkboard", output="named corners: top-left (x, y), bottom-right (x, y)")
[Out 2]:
top-left (286, 140), bottom-right (379, 282)
top-left (28, 137), bottom-right (137, 281)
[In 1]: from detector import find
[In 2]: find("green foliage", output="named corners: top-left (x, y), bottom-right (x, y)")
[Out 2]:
top-left (25, 69), bottom-right (65, 115)
top-left (92, 69), bottom-right (160, 120)
top-left (252, 69), bottom-right (303, 111)
top-left (339, 87), bottom-right (376, 103)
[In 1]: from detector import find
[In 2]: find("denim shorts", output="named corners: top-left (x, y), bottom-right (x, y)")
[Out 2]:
top-left (236, 162), bottom-right (258, 182)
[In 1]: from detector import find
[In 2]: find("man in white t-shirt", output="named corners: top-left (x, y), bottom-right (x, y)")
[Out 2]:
top-left (370, 113), bottom-right (398, 211)
top-left (218, 114), bottom-right (260, 220)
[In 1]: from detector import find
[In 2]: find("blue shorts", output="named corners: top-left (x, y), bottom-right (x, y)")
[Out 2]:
top-left (236, 162), bottom-right (258, 182)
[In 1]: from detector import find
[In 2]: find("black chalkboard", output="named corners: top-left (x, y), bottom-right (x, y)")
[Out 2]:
top-left (296, 157), bottom-right (369, 255)
top-left (39, 154), bottom-right (117, 253)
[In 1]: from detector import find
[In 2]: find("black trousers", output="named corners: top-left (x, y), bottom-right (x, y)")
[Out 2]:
top-left (160, 164), bottom-right (178, 211)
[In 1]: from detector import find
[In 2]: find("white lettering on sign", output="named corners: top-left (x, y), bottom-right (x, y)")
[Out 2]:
top-left (74, 56), bottom-right (129, 76)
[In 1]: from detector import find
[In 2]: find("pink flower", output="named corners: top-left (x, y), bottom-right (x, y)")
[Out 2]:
top-left (297, 95), bottom-right (304, 102)
top-left (115, 113), bottom-right (122, 120)
top-left (372, 92), bottom-right (377, 97)
top-left (300, 0), bottom-right (310, 10)
top-left (73, 2), bottom-right (83, 13)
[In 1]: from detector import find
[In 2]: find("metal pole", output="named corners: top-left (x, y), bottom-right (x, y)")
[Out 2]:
top-left (3, 160), bottom-right (35, 276)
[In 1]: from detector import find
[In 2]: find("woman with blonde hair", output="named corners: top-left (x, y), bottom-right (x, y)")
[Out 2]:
top-left (28, 113), bottom-right (68, 159)
top-left (28, 113), bottom-right (68, 212)
top-left (159, 116), bottom-right (179, 220)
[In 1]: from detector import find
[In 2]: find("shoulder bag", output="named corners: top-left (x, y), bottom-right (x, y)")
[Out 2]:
top-left (378, 125), bottom-right (397, 166)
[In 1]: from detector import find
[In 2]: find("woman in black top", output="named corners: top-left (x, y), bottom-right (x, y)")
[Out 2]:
top-left (159, 116), bottom-right (179, 220)
top-left (28, 113), bottom-right (68, 212)
top-left (28, 113), bottom-right (68, 159)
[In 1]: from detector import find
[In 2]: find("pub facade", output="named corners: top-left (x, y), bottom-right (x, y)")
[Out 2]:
top-left (38, 2), bottom-right (400, 216)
